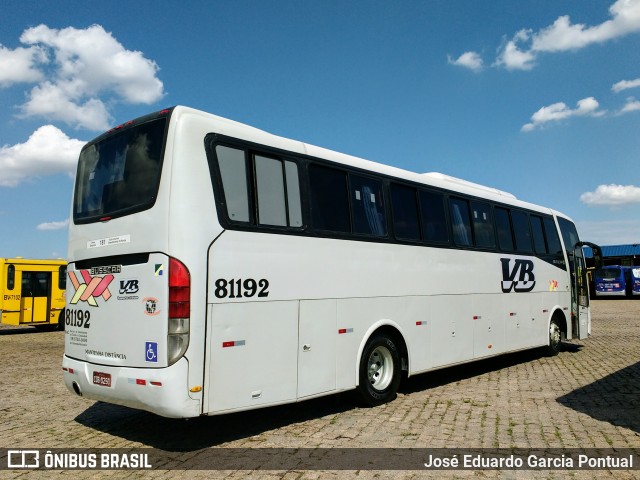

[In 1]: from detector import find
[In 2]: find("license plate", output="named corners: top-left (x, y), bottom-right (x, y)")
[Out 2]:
top-left (93, 371), bottom-right (111, 387)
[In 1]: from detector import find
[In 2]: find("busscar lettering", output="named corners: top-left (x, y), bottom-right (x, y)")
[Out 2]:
top-left (90, 265), bottom-right (122, 275)
top-left (501, 258), bottom-right (536, 293)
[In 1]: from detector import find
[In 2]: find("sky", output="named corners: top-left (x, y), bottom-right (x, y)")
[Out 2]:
top-left (1, 0), bottom-right (640, 259)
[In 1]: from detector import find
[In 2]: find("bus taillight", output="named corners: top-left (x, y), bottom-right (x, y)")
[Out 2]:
top-left (168, 257), bottom-right (190, 365)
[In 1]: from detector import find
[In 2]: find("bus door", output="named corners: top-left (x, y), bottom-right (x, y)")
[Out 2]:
top-left (20, 271), bottom-right (51, 323)
top-left (573, 243), bottom-right (602, 339)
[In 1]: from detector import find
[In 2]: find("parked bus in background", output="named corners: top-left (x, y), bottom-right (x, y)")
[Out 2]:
top-left (0, 258), bottom-right (67, 330)
top-left (594, 265), bottom-right (630, 297)
top-left (628, 267), bottom-right (640, 297)
top-left (62, 106), bottom-right (601, 418)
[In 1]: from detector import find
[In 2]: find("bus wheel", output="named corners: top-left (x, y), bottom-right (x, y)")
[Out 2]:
top-left (58, 310), bottom-right (65, 331)
top-left (357, 333), bottom-right (401, 407)
top-left (546, 318), bottom-right (562, 356)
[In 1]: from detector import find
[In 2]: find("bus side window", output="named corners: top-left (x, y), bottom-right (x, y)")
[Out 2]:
top-left (216, 146), bottom-right (250, 223)
top-left (350, 174), bottom-right (386, 236)
top-left (254, 155), bottom-right (303, 228)
top-left (543, 217), bottom-right (562, 255)
top-left (471, 201), bottom-right (495, 248)
top-left (7, 264), bottom-right (15, 290)
top-left (419, 190), bottom-right (449, 244)
top-left (390, 183), bottom-right (420, 240)
top-left (59, 265), bottom-right (67, 290)
top-left (530, 215), bottom-right (547, 254)
top-left (284, 161), bottom-right (302, 227)
top-left (309, 164), bottom-right (350, 233)
top-left (495, 207), bottom-right (514, 251)
top-left (449, 197), bottom-right (472, 247)
top-left (255, 155), bottom-right (287, 226)
top-left (512, 210), bottom-right (533, 253)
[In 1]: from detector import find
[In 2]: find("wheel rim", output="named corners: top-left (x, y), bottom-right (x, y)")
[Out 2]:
top-left (367, 345), bottom-right (394, 391)
top-left (549, 322), bottom-right (561, 350)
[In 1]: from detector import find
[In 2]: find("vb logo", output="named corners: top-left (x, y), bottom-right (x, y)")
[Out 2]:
top-left (119, 279), bottom-right (139, 294)
top-left (500, 258), bottom-right (536, 293)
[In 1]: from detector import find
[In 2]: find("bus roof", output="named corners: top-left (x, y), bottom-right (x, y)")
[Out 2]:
top-left (1, 258), bottom-right (67, 265)
top-left (163, 106), bottom-right (573, 220)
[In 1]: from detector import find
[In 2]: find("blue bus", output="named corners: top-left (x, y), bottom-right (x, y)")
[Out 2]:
top-left (629, 267), bottom-right (640, 297)
top-left (594, 266), bottom-right (629, 297)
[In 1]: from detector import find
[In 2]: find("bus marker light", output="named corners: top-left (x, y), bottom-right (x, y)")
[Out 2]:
top-left (150, 381), bottom-right (162, 387)
top-left (415, 321), bottom-right (427, 326)
top-left (488, 344), bottom-right (492, 349)
top-left (222, 340), bottom-right (246, 348)
top-left (338, 328), bottom-right (353, 334)
top-left (136, 379), bottom-right (146, 386)
top-left (190, 386), bottom-right (202, 393)
top-left (473, 316), bottom-right (481, 320)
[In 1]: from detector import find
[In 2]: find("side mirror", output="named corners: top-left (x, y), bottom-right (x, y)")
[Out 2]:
top-left (577, 241), bottom-right (603, 270)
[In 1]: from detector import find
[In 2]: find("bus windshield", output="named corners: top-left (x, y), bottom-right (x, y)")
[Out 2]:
top-left (596, 267), bottom-right (623, 280)
top-left (73, 117), bottom-right (167, 223)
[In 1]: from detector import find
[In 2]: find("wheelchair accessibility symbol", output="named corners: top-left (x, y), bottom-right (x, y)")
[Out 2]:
top-left (145, 342), bottom-right (158, 363)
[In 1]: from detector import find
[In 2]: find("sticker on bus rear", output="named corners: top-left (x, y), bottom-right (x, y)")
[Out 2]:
top-left (145, 342), bottom-right (158, 363)
top-left (87, 235), bottom-right (131, 249)
top-left (142, 297), bottom-right (160, 316)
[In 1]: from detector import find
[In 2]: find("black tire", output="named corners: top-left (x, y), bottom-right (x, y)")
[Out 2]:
top-left (357, 333), bottom-right (401, 407)
top-left (545, 318), bottom-right (562, 356)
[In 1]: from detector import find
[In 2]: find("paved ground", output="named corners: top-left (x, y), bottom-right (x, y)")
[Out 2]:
top-left (0, 300), bottom-right (638, 479)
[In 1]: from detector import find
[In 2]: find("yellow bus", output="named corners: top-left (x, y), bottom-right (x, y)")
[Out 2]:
top-left (0, 258), bottom-right (67, 330)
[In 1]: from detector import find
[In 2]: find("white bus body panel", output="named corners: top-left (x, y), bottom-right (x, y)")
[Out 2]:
top-left (204, 229), bottom-right (571, 414)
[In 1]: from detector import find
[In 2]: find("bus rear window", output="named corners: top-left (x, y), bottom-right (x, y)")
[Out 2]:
top-left (74, 118), bottom-right (167, 223)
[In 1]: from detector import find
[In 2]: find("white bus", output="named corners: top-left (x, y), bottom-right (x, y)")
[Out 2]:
top-left (62, 106), bottom-right (601, 418)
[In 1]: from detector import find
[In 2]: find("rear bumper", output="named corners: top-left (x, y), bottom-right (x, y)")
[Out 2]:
top-left (62, 355), bottom-right (201, 418)
top-left (595, 290), bottom-right (626, 297)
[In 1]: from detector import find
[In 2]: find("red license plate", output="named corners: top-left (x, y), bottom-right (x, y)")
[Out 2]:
top-left (93, 371), bottom-right (111, 387)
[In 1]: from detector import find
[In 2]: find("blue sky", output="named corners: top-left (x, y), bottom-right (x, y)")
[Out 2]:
top-left (1, 0), bottom-right (640, 259)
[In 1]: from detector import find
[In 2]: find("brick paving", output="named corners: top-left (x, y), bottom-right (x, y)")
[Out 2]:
top-left (0, 300), bottom-right (638, 479)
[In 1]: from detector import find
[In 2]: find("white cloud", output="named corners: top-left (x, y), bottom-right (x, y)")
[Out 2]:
top-left (447, 51), bottom-right (483, 71)
top-left (0, 44), bottom-right (47, 86)
top-left (7, 24), bottom-right (164, 130)
top-left (522, 97), bottom-right (603, 131)
top-left (0, 125), bottom-right (85, 187)
top-left (37, 219), bottom-right (69, 231)
top-left (619, 96), bottom-right (640, 113)
top-left (21, 81), bottom-right (112, 131)
top-left (580, 184), bottom-right (640, 206)
top-left (496, 0), bottom-right (640, 70)
top-left (612, 77), bottom-right (640, 92)
top-left (494, 30), bottom-right (536, 70)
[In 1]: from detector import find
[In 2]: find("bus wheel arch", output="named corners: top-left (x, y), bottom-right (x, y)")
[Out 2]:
top-left (546, 310), bottom-right (566, 356)
top-left (356, 324), bottom-right (407, 407)
top-left (58, 309), bottom-right (65, 331)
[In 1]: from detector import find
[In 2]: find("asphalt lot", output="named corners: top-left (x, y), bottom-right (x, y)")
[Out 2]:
top-left (0, 299), bottom-right (638, 479)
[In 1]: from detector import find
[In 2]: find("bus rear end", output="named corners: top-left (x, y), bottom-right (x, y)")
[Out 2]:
top-left (62, 107), bottom-right (211, 418)
top-left (630, 267), bottom-right (640, 297)
top-left (594, 266), bottom-right (628, 297)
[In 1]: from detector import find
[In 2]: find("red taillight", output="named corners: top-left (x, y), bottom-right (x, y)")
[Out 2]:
top-left (169, 258), bottom-right (190, 319)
